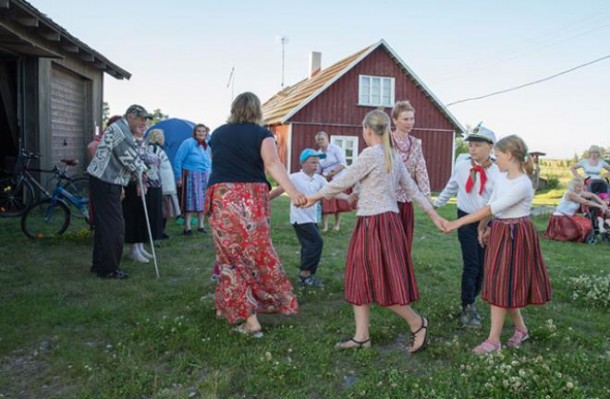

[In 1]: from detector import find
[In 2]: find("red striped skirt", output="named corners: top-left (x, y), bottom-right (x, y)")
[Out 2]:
top-left (483, 217), bottom-right (552, 308)
top-left (398, 201), bottom-right (414, 253)
top-left (205, 182), bottom-right (298, 323)
top-left (544, 214), bottom-right (591, 242)
top-left (344, 211), bottom-right (419, 306)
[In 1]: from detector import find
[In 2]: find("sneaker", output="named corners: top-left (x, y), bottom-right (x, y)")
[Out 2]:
top-left (506, 328), bottom-right (529, 348)
top-left (460, 304), bottom-right (481, 328)
top-left (473, 339), bottom-right (501, 354)
top-left (299, 275), bottom-right (324, 288)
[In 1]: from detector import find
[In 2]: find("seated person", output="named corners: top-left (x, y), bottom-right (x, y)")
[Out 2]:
top-left (545, 178), bottom-right (608, 242)
top-left (594, 193), bottom-right (610, 233)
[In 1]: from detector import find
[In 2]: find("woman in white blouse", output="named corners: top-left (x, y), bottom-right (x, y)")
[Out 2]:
top-left (570, 145), bottom-right (610, 185)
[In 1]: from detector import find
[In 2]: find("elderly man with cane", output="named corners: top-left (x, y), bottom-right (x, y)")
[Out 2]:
top-left (87, 105), bottom-right (151, 279)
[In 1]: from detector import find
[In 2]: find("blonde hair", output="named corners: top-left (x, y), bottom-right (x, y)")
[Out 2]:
top-left (568, 177), bottom-right (584, 191)
top-left (228, 92), bottom-right (262, 124)
top-left (391, 100), bottom-right (415, 120)
top-left (146, 129), bottom-right (165, 145)
top-left (495, 135), bottom-right (534, 175)
top-left (363, 109), bottom-right (394, 173)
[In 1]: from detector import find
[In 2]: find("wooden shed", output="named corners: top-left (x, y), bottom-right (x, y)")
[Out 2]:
top-left (262, 39), bottom-right (465, 191)
top-left (0, 0), bottom-right (130, 175)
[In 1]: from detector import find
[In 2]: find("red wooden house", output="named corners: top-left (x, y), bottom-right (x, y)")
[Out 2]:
top-left (262, 39), bottom-right (465, 191)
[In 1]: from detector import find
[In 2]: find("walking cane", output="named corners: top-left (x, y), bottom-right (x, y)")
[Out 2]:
top-left (137, 172), bottom-right (160, 278)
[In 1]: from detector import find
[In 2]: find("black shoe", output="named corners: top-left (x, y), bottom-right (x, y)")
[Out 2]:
top-left (97, 269), bottom-right (129, 279)
top-left (160, 232), bottom-right (170, 240)
top-left (197, 227), bottom-right (207, 233)
top-left (299, 275), bottom-right (324, 288)
top-left (183, 229), bottom-right (193, 236)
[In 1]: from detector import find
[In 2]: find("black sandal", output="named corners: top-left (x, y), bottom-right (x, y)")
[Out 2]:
top-left (335, 337), bottom-right (371, 349)
top-left (408, 316), bottom-right (429, 353)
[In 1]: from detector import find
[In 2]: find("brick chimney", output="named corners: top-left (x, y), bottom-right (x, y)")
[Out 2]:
top-left (309, 51), bottom-right (321, 78)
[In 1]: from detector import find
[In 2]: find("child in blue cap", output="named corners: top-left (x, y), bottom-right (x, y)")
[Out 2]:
top-left (270, 148), bottom-right (350, 287)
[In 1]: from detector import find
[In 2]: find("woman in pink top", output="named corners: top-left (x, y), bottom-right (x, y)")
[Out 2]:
top-left (391, 101), bottom-right (432, 251)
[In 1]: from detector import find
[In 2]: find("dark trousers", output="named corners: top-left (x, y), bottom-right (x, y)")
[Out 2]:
top-left (90, 176), bottom-right (125, 275)
top-left (457, 208), bottom-right (486, 307)
top-left (292, 222), bottom-right (323, 274)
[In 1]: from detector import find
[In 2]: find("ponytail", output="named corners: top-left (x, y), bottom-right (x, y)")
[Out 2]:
top-left (363, 109), bottom-right (394, 173)
top-left (495, 134), bottom-right (533, 175)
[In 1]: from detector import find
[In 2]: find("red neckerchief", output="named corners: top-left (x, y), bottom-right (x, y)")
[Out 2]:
top-left (465, 159), bottom-right (491, 195)
top-left (197, 138), bottom-right (207, 150)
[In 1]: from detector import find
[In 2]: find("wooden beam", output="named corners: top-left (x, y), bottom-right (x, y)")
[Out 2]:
top-left (40, 30), bottom-right (60, 42)
top-left (79, 51), bottom-right (94, 62)
top-left (60, 40), bottom-right (79, 53)
top-left (15, 16), bottom-right (39, 27)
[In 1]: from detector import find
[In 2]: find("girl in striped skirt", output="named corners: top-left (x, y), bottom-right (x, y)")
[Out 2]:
top-left (304, 110), bottom-right (447, 353)
top-left (445, 135), bottom-right (552, 354)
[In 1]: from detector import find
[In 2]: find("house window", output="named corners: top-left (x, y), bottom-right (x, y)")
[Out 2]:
top-left (331, 136), bottom-right (359, 166)
top-left (359, 75), bottom-right (395, 107)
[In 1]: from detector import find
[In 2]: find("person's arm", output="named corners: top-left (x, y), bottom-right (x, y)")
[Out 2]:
top-left (434, 167), bottom-right (460, 208)
top-left (398, 161), bottom-right (447, 231)
top-left (269, 186), bottom-right (285, 200)
top-left (412, 140), bottom-right (432, 199)
top-left (173, 140), bottom-right (191, 185)
top-left (572, 191), bottom-right (607, 211)
top-left (570, 161), bottom-right (582, 178)
top-left (261, 137), bottom-right (306, 206)
top-left (445, 206), bottom-right (493, 232)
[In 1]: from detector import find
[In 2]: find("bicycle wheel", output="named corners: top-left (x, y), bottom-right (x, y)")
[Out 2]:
top-left (65, 176), bottom-right (89, 201)
top-left (0, 177), bottom-right (35, 217)
top-left (21, 199), bottom-right (71, 239)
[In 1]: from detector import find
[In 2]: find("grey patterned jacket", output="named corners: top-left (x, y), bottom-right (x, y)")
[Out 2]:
top-left (87, 118), bottom-right (148, 186)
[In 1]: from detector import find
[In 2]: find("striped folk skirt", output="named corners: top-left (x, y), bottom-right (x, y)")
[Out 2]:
top-left (205, 182), bottom-right (299, 324)
top-left (482, 217), bottom-right (552, 308)
top-left (398, 201), bottom-right (414, 253)
top-left (344, 211), bottom-right (419, 306)
top-left (544, 214), bottom-right (591, 242)
top-left (180, 169), bottom-right (209, 212)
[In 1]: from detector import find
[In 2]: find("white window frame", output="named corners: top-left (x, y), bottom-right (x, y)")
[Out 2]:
top-left (358, 75), bottom-right (395, 107)
top-left (330, 135), bottom-right (359, 166)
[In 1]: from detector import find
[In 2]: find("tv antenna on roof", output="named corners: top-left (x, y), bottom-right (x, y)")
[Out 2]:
top-left (276, 35), bottom-right (289, 88)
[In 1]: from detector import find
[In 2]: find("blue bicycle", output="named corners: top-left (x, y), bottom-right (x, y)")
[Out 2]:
top-left (21, 162), bottom-right (91, 239)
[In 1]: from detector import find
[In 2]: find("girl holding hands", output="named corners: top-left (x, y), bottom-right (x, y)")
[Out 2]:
top-left (444, 135), bottom-right (552, 354)
top-left (304, 110), bottom-right (447, 353)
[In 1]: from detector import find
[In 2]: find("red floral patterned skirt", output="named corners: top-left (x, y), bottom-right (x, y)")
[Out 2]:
top-left (204, 182), bottom-right (298, 324)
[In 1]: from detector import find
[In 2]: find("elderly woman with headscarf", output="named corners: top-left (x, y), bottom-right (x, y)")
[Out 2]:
top-left (174, 123), bottom-right (212, 235)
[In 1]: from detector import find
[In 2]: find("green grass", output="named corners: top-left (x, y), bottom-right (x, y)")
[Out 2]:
top-left (0, 195), bottom-right (608, 398)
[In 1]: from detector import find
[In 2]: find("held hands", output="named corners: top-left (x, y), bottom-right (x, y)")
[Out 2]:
top-left (478, 227), bottom-right (491, 247)
top-left (290, 192), bottom-right (308, 208)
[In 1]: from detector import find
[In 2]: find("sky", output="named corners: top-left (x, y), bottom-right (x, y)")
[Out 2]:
top-left (32, 0), bottom-right (610, 158)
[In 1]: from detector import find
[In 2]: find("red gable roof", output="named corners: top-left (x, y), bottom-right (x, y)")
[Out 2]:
top-left (263, 39), bottom-right (464, 133)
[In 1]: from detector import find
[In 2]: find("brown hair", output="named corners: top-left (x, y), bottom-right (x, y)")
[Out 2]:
top-left (391, 100), bottom-right (415, 120)
top-left (192, 123), bottom-right (209, 138)
top-left (495, 134), bottom-right (534, 175)
top-left (363, 109), bottom-right (394, 173)
top-left (228, 92), bottom-right (262, 124)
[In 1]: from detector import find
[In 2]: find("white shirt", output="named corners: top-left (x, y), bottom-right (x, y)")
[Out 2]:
top-left (553, 192), bottom-right (581, 216)
top-left (289, 170), bottom-right (327, 224)
top-left (488, 173), bottom-right (533, 219)
top-left (576, 159), bottom-right (609, 180)
top-left (434, 158), bottom-right (500, 214)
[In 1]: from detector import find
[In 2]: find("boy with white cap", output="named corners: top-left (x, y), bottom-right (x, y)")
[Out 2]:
top-left (271, 148), bottom-right (350, 287)
top-left (434, 124), bottom-right (500, 328)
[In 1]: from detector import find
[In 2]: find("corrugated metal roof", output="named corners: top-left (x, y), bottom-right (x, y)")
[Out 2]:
top-left (262, 39), bottom-right (464, 133)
